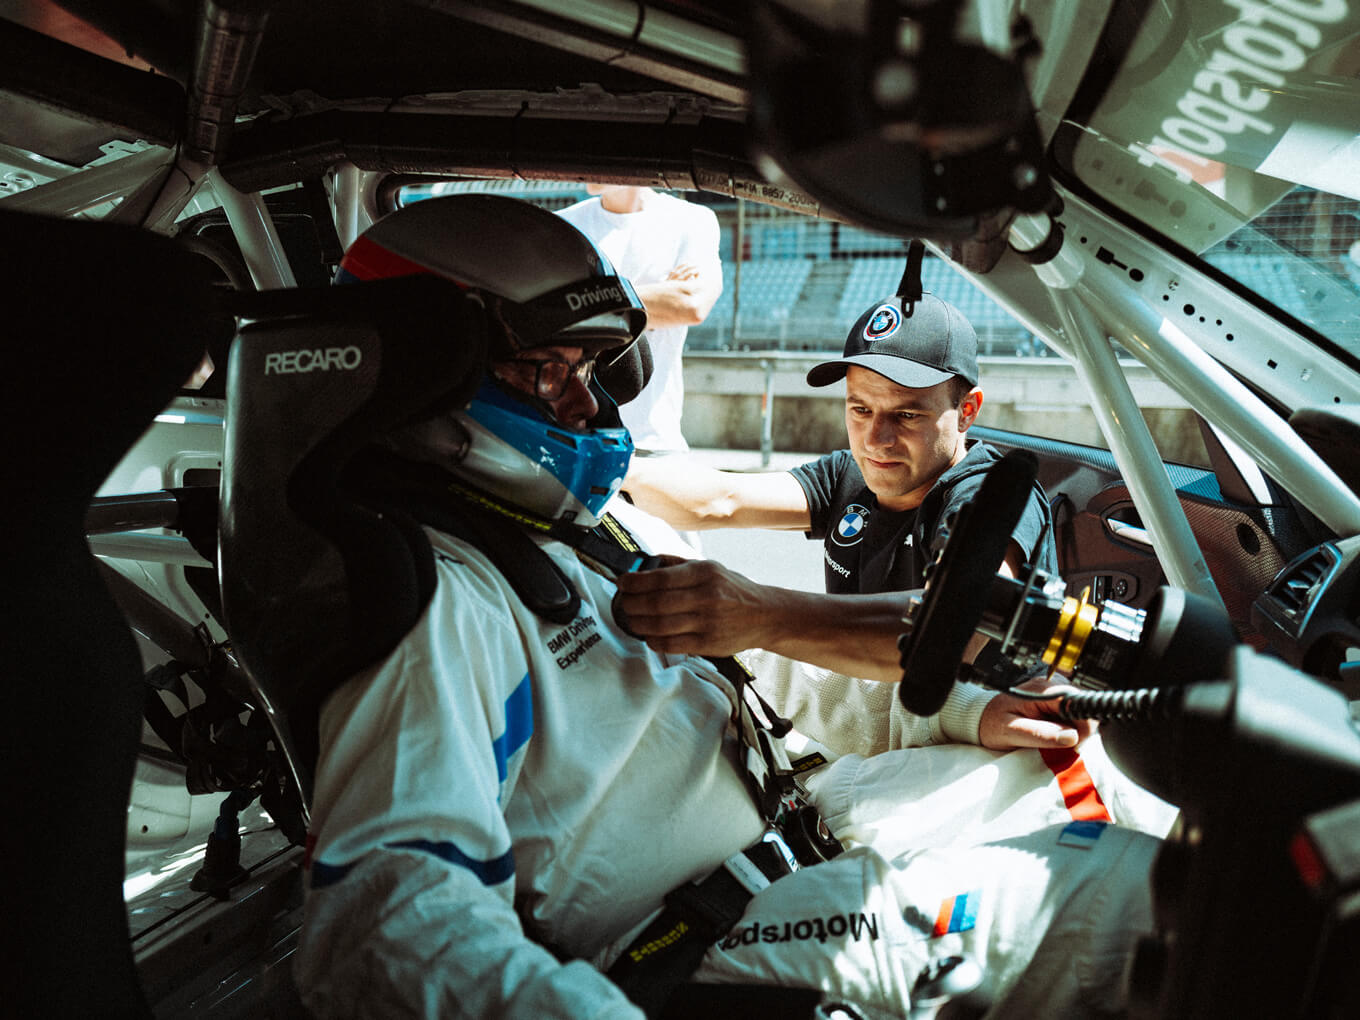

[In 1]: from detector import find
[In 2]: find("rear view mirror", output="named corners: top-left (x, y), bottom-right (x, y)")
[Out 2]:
top-left (746, 0), bottom-right (1053, 242)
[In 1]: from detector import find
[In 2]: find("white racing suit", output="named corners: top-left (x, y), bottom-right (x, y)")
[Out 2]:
top-left (743, 651), bottom-right (1180, 851)
top-left (294, 527), bottom-right (1161, 1018)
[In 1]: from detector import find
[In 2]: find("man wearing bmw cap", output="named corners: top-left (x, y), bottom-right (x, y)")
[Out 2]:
top-left (802, 292), bottom-right (1056, 597)
top-left (617, 289), bottom-right (1066, 752)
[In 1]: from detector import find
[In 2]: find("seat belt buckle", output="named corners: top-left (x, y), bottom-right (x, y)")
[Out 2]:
top-left (721, 828), bottom-right (802, 900)
top-left (760, 828), bottom-right (801, 876)
top-left (722, 849), bottom-right (772, 897)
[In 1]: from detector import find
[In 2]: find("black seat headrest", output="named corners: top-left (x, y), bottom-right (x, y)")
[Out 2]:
top-left (219, 275), bottom-right (488, 798)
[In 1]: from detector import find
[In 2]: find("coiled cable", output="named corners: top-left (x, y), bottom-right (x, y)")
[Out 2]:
top-left (1057, 686), bottom-right (1181, 723)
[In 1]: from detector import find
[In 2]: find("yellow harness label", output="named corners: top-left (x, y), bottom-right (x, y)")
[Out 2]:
top-left (628, 920), bottom-right (690, 962)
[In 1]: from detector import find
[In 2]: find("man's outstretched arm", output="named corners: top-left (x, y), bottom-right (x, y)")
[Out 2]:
top-left (621, 458), bottom-right (813, 532)
top-left (613, 556), bottom-right (1089, 750)
top-left (615, 556), bottom-right (908, 681)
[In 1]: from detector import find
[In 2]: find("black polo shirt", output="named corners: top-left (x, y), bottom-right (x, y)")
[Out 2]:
top-left (790, 442), bottom-right (1058, 595)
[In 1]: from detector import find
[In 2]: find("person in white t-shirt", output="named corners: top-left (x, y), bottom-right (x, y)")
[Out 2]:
top-left (558, 185), bottom-right (722, 454)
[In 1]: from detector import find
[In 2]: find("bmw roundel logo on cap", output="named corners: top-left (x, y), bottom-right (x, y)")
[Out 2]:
top-left (863, 304), bottom-right (901, 343)
top-left (832, 503), bottom-right (870, 546)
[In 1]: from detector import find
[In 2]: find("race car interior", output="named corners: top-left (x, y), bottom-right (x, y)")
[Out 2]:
top-left (5, 0), bottom-right (1360, 1016)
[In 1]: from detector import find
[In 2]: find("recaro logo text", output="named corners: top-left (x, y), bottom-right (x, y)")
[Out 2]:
top-left (264, 346), bottom-right (364, 375)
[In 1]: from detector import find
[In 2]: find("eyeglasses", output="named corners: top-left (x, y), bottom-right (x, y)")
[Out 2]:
top-left (494, 353), bottom-right (595, 401)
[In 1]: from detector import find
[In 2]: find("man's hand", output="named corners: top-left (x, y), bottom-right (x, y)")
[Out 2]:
top-left (976, 683), bottom-right (1094, 750)
top-left (614, 559), bottom-right (934, 685)
top-left (614, 557), bottom-right (773, 657)
top-left (666, 262), bottom-right (702, 283)
top-left (632, 262), bottom-right (721, 328)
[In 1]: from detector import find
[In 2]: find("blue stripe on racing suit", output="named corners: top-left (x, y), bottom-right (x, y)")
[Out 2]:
top-left (309, 673), bottom-right (533, 890)
top-left (492, 672), bottom-right (533, 790)
top-left (387, 839), bottom-right (516, 886)
top-left (310, 840), bottom-right (517, 889)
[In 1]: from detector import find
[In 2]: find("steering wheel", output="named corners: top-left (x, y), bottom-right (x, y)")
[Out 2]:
top-left (897, 449), bottom-right (1039, 714)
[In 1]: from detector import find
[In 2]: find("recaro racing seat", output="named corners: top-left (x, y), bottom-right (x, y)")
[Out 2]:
top-left (1, 208), bottom-right (230, 1017)
top-left (217, 276), bottom-right (488, 813)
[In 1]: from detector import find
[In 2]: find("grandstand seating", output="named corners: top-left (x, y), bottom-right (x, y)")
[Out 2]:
top-left (417, 182), bottom-right (1043, 354)
top-left (692, 250), bottom-right (1040, 353)
top-left (405, 181), bottom-right (1360, 359)
top-left (837, 260), bottom-right (903, 321)
top-left (832, 257), bottom-right (1036, 352)
top-left (697, 259), bottom-right (814, 346)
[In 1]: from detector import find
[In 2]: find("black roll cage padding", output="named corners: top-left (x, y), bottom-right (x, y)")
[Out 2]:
top-left (86, 490), bottom-right (182, 535)
top-left (218, 274), bottom-right (490, 806)
top-left (87, 484), bottom-right (221, 565)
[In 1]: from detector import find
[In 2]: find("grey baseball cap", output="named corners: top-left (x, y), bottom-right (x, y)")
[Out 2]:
top-left (807, 292), bottom-right (979, 389)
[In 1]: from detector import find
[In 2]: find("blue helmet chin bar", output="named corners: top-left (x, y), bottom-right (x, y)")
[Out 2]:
top-left (456, 378), bottom-right (633, 528)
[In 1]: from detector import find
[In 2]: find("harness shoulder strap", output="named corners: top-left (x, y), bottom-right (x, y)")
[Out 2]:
top-left (344, 450), bottom-right (582, 625)
top-left (412, 497), bottom-right (581, 625)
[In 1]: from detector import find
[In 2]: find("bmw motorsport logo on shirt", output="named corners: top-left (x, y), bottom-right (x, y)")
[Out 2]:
top-left (832, 503), bottom-right (869, 546)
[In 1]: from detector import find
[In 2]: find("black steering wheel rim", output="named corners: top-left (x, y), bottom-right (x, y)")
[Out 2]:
top-left (897, 449), bottom-right (1039, 714)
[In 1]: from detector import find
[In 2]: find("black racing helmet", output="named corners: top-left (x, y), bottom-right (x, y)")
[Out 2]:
top-left (337, 193), bottom-right (648, 360)
top-left (336, 194), bottom-right (650, 526)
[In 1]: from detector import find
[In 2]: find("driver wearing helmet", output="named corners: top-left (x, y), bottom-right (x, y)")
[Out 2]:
top-left (293, 195), bottom-right (1160, 1019)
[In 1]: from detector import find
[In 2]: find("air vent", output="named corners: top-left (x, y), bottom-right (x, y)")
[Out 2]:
top-left (1269, 545), bottom-right (1336, 621)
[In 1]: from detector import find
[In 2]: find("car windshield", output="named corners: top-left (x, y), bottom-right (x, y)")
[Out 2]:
top-left (1052, 0), bottom-right (1360, 364)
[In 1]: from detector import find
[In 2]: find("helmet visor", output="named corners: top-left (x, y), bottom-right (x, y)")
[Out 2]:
top-left (500, 274), bottom-right (647, 355)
